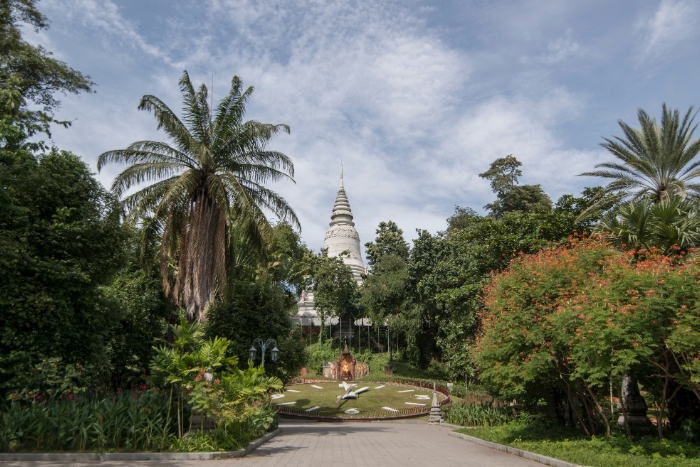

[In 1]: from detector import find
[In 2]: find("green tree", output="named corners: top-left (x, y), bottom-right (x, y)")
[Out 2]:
top-left (97, 71), bottom-right (299, 321)
top-left (598, 197), bottom-right (700, 256)
top-left (100, 230), bottom-right (174, 389)
top-left (405, 189), bottom-right (597, 376)
top-left (310, 252), bottom-right (359, 343)
top-left (205, 280), bottom-right (306, 383)
top-left (364, 220), bottom-right (409, 266)
top-left (0, 0), bottom-right (94, 141)
top-left (580, 104), bottom-right (700, 213)
top-left (361, 255), bottom-right (409, 337)
top-left (479, 155), bottom-right (551, 217)
top-left (0, 150), bottom-right (126, 397)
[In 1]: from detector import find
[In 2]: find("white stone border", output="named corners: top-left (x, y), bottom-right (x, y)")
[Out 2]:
top-left (0, 427), bottom-right (280, 462)
top-left (448, 431), bottom-right (590, 467)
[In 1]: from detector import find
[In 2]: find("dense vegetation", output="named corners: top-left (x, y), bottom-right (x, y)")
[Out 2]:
top-left (3, 0), bottom-right (700, 462)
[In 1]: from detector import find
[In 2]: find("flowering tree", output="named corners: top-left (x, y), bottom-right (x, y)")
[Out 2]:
top-left (474, 236), bottom-right (700, 440)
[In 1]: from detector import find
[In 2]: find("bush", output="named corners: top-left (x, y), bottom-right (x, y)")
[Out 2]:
top-left (474, 236), bottom-right (700, 438)
top-left (0, 389), bottom-right (173, 452)
top-left (444, 402), bottom-right (513, 427)
top-left (205, 282), bottom-right (306, 383)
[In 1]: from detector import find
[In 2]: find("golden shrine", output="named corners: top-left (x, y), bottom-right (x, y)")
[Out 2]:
top-left (335, 345), bottom-right (356, 381)
top-left (320, 345), bottom-right (369, 381)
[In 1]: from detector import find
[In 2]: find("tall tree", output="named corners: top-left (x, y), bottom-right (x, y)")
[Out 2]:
top-left (0, 150), bottom-right (126, 397)
top-left (580, 104), bottom-right (700, 214)
top-left (364, 220), bottom-right (409, 267)
top-left (0, 0), bottom-right (94, 142)
top-left (98, 71), bottom-right (299, 321)
top-left (310, 252), bottom-right (359, 343)
top-left (479, 155), bottom-right (551, 217)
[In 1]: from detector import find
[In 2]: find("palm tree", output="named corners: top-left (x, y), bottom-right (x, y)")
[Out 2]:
top-left (98, 71), bottom-right (299, 321)
top-left (579, 104), bottom-right (700, 216)
top-left (598, 197), bottom-right (700, 256)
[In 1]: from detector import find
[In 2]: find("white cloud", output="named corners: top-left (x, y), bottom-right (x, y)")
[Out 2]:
top-left (43, 0), bottom-right (170, 63)
top-left (39, 0), bottom-right (610, 254)
top-left (639, 0), bottom-right (699, 59)
top-left (519, 29), bottom-right (586, 65)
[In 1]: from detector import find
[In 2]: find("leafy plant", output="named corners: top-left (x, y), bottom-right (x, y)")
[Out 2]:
top-left (444, 402), bottom-right (513, 427)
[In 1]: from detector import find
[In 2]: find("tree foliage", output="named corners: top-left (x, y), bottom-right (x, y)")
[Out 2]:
top-left (580, 104), bottom-right (700, 216)
top-left (98, 71), bottom-right (299, 321)
top-left (475, 237), bottom-right (700, 439)
top-left (0, 150), bottom-right (127, 397)
top-left (598, 197), bottom-right (700, 256)
top-left (364, 220), bottom-right (409, 266)
top-left (205, 280), bottom-right (306, 383)
top-left (479, 155), bottom-right (551, 217)
top-left (308, 251), bottom-right (359, 341)
top-left (0, 0), bottom-right (94, 141)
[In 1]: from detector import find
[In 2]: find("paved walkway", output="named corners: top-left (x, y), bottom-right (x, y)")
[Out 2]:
top-left (2, 421), bottom-right (541, 467)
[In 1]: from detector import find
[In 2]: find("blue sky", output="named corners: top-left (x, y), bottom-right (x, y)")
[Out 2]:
top-left (28, 0), bottom-right (700, 253)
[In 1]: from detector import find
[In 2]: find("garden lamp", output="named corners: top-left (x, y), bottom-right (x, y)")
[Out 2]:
top-left (250, 338), bottom-right (279, 367)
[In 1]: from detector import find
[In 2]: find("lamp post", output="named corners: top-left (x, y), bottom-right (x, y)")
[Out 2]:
top-left (249, 338), bottom-right (279, 367)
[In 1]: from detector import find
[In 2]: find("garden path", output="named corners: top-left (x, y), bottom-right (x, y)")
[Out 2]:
top-left (3, 420), bottom-right (541, 467)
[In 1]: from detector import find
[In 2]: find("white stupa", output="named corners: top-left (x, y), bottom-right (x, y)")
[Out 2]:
top-left (294, 164), bottom-right (366, 327)
top-left (323, 164), bottom-right (365, 282)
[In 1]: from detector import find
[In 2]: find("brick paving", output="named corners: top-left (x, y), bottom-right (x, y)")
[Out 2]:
top-left (2, 420), bottom-right (541, 467)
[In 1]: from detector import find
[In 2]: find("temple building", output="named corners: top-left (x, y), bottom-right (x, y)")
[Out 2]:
top-left (294, 165), bottom-right (366, 329)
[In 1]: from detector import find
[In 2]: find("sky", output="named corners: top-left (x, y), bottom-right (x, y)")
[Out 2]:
top-left (26, 0), bottom-right (700, 255)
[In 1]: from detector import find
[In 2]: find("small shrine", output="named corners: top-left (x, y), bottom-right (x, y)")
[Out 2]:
top-left (335, 345), bottom-right (356, 381)
top-left (321, 345), bottom-right (370, 381)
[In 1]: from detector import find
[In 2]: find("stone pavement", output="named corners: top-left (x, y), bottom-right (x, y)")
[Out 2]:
top-left (1, 420), bottom-right (542, 467)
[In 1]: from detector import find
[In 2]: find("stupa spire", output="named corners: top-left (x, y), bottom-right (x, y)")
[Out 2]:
top-left (323, 164), bottom-right (365, 281)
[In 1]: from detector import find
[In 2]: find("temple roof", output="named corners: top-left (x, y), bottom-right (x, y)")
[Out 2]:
top-left (330, 162), bottom-right (355, 227)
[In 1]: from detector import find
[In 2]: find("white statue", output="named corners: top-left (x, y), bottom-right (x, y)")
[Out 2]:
top-left (337, 381), bottom-right (359, 401)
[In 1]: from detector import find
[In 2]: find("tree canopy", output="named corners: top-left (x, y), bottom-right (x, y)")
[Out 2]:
top-left (580, 104), bottom-right (700, 215)
top-left (98, 71), bottom-right (299, 321)
top-left (479, 155), bottom-right (551, 217)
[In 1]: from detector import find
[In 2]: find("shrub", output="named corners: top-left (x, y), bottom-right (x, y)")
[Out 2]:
top-left (474, 236), bottom-right (700, 439)
top-left (444, 402), bottom-right (513, 427)
top-left (0, 389), bottom-right (173, 452)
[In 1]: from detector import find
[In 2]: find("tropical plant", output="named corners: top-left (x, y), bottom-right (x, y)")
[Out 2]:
top-left (598, 197), bottom-right (700, 255)
top-left (0, 389), bottom-right (173, 453)
top-left (149, 313), bottom-right (282, 439)
top-left (97, 71), bottom-right (299, 320)
top-left (443, 402), bottom-right (513, 427)
top-left (580, 104), bottom-right (700, 216)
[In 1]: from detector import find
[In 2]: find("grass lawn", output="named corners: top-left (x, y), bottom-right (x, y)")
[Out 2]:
top-left (457, 416), bottom-right (700, 467)
top-left (279, 382), bottom-right (444, 417)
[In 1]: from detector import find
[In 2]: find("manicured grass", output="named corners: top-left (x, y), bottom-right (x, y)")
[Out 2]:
top-left (280, 382), bottom-right (443, 417)
top-left (457, 416), bottom-right (700, 467)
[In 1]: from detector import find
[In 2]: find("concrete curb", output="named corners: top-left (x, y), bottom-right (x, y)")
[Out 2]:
top-left (0, 427), bottom-right (280, 462)
top-left (448, 431), bottom-right (589, 467)
top-left (438, 422), bottom-right (464, 430)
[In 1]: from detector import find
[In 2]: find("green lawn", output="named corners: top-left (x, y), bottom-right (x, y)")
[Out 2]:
top-left (279, 382), bottom-right (443, 417)
top-left (457, 417), bottom-right (700, 467)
